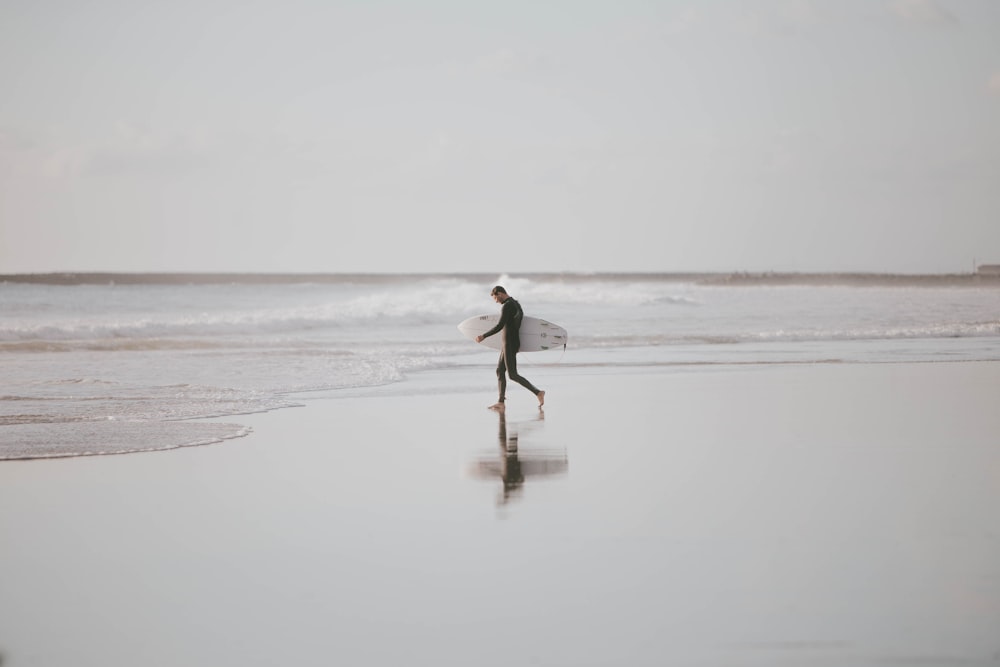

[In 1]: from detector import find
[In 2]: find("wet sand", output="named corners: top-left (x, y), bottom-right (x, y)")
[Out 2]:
top-left (1, 361), bottom-right (999, 666)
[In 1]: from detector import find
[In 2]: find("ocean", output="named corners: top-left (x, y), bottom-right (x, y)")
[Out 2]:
top-left (3, 273), bottom-right (999, 459)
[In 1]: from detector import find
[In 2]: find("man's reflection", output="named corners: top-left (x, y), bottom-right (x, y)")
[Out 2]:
top-left (468, 408), bottom-right (568, 506)
top-left (496, 407), bottom-right (525, 502)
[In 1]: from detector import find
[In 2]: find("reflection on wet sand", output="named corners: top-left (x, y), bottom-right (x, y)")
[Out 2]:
top-left (467, 409), bottom-right (568, 506)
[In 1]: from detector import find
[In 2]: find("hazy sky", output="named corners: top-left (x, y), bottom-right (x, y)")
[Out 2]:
top-left (1, 0), bottom-right (998, 274)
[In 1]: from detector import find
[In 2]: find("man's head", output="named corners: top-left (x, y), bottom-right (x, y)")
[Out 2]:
top-left (490, 285), bottom-right (508, 303)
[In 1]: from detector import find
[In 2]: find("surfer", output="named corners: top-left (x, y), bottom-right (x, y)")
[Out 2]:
top-left (476, 286), bottom-right (546, 410)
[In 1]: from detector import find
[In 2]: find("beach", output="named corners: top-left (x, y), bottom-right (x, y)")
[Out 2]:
top-left (5, 0), bottom-right (1000, 660)
top-left (2, 359), bottom-right (999, 667)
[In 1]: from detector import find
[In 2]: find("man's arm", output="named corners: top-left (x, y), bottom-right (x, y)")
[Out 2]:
top-left (478, 301), bottom-right (512, 341)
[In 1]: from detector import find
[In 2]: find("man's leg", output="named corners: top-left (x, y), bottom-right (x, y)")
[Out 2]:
top-left (491, 352), bottom-right (508, 409)
top-left (505, 347), bottom-right (544, 406)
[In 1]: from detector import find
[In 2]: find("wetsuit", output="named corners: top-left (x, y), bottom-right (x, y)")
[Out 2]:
top-left (481, 297), bottom-right (541, 402)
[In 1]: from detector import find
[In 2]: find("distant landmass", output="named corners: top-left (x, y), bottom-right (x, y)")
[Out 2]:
top-left (2, 271), bottom-right (999, 286)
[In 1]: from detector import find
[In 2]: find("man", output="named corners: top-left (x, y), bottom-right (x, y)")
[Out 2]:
top-left (476, 285), bottom-right (545, 410)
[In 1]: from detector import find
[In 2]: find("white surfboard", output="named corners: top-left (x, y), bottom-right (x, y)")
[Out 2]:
top-left (458, 314), bottom-right (568, 352)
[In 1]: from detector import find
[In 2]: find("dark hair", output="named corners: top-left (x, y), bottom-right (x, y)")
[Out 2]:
top-left (490, 285), bottom-right (507, 296)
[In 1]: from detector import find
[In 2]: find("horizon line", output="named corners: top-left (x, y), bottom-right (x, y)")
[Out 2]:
top-left (3, 270), bottom-right (999, 286)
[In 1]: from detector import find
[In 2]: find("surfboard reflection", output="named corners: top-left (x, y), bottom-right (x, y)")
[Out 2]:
top-left (467, 409), bottom-right (568, 506)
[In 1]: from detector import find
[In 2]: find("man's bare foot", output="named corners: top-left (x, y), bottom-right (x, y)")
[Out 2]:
top-left (488, 402), bottom-right (506, 411)
top-left (537, 390), bottom-right (545, 407)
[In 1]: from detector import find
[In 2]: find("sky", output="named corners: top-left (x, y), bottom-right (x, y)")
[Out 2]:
top-left (1, 0), bottom-right (998, 275)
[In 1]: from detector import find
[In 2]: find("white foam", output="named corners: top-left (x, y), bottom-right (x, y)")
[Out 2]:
top-left (3, 275), bottom-right (1000, 458)
top-left (0, 421), bottom-right (252, 460)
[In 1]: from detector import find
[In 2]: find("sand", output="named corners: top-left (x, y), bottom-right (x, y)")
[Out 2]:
top-left (1, 361), bottom-right (999, 667)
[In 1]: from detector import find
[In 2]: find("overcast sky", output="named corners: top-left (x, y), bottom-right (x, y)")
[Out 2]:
top-left (1, 0), bottom-right (998, 274)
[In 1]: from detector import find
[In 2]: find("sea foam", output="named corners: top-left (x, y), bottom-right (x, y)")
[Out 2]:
top-left (2, 274), bottom-right (999, 459)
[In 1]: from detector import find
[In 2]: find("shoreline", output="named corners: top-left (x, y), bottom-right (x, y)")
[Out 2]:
top-left (3, 357), bottom-right (1000, 462)
top-left (4, 357), bottom-right (999, 462)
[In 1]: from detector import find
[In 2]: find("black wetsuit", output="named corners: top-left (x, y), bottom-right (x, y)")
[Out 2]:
top-left (482, 297), bottom-right (541, 402)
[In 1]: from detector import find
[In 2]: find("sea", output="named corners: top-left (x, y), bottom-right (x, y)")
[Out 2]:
top-left (3, 272), bottom-right (999, 459)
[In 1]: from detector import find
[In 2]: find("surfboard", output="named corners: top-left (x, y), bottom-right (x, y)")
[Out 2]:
top-left (458, 314), bottom-right (568, 352)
